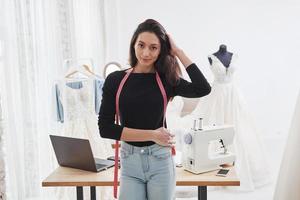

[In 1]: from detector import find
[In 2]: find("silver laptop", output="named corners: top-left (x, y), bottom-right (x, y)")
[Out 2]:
top-left (50, 135), bottom-right (114, 172)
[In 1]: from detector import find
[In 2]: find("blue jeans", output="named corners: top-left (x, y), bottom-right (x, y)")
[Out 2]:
top-left (119, 142), bottom-right (176, 200)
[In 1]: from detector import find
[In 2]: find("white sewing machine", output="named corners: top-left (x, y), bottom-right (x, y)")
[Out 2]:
top-left (182, 119), bottom-right (236, 174)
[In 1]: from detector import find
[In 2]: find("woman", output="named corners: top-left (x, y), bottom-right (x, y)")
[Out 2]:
top-left (98, 19), bottom-right (211, 200)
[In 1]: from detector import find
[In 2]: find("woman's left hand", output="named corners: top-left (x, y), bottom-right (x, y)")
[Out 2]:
top-left (167, 33), bottom-right (181, 57)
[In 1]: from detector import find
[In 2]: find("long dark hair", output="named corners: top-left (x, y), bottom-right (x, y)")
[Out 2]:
top-left (129, 19), bottom-right (181, 86)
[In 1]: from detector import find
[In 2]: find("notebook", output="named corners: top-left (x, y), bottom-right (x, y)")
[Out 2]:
top-left (50, 135), bottom-right (114, 172)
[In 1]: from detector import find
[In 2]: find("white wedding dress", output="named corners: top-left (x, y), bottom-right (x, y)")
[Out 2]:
top-left (57, 78), bottom-right (114, 200)
top-left (274, 90), bottom-right (300, 200)
top-left (180, 54), bottom-right (271, 191)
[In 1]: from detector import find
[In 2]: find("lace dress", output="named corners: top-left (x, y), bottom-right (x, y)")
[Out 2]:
top-left (56, 78), bottom-right (114, 200)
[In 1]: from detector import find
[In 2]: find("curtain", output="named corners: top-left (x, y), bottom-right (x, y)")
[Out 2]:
top-left (1, 4), bottom-right (7, 199)
top-left (0, 90), bottom-right (6, 200)
top-left (0, 0), bottom-right (119, 199)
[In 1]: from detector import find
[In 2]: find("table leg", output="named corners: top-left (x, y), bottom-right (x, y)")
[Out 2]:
top-left (90, 186), bottom-right (96, 200)
top-left (198, 186), bottom-right (207, 200)
top-left (76, 186), bottom-right (83, 200)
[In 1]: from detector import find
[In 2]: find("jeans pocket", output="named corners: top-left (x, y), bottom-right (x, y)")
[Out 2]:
top-left (120, 149), bottom-right (130, 159)
top-left (152, 149), bottom-right (171, 160)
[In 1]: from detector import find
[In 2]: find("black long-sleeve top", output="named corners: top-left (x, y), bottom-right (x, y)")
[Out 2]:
top-left (98, 63), bottom-right (211, 147)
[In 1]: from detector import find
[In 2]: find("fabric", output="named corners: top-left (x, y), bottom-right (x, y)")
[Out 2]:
top-left (55, 79), bottom-right (104, 123)
top-left (98, 63), bottom-right (211, 147)
top-left (181, 54), bottom-right (271, 191)
top-left (274, 90), bottom-right (300, 200)
top-left (95, 78), bottom-right (105, 114)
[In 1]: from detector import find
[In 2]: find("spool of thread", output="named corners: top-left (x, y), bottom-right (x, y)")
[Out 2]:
top-left (193, 119), bottom-right (198, 130)
top-left (198, 118), bottom-right (203, 130)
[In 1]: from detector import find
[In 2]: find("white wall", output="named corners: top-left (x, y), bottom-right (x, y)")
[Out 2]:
top-left (112, 0), bottom-right (300, 137)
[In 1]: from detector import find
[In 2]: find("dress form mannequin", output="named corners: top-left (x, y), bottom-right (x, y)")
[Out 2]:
top-left (208, 44), bottom-right (233, 68)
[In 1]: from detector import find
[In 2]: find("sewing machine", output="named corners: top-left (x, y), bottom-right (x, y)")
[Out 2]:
top-left (182, 119), bottom-right (236, 174)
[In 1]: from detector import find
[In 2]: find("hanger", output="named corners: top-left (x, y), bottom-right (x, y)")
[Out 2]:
top-left (103, 61), bottom-right (122, 78)
top-left (65, 64), bottom-right (98, 79)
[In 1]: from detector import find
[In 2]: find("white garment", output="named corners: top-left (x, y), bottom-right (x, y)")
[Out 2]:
top-left (58, 78), bottom-right (114, 200)
top-left (166, 96), bottom-right (184, 151)
top-left (274, 90), bottom-right (300, 200)
top-left (181, 54), bottom-right (270, 191)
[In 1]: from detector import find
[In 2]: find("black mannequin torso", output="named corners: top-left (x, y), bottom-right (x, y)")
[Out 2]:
top-left (208, 44), bottom-right (233, 68)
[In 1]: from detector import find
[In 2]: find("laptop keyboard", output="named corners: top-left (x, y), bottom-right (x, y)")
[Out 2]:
top-left (96, 163), bottom-right (106, 169)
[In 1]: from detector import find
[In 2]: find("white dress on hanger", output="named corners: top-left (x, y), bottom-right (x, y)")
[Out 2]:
top-left (63, 79), bottom-right (112, 156)
top-left (274, 90), bottom-right (300, 200)
top-left (181, 54), bottom-right (270, 191)
top-left (57, 78), bottom-right (114, 200)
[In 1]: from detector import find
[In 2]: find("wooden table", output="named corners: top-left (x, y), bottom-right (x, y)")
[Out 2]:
top-left (42, 166), bottom-right (240, 200)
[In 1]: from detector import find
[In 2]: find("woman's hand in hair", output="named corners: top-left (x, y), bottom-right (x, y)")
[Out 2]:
top-left (152, 127), bottom-right (175, 147)
top-left (167, 33), bottom-right (182, 57)
top-left (167, 33), bottom-right (192, 68)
